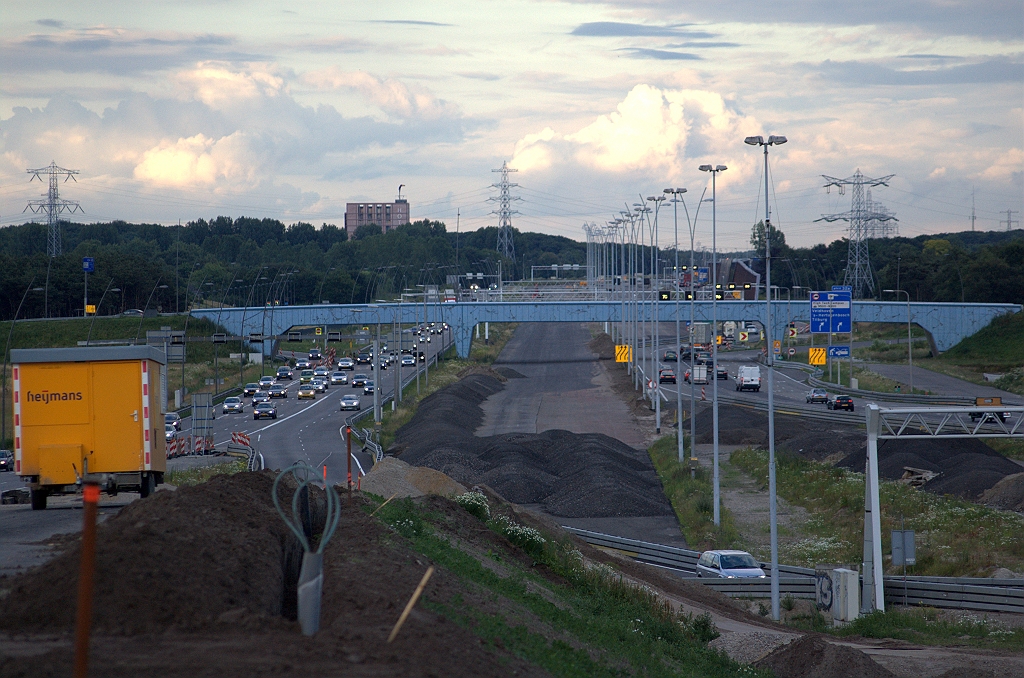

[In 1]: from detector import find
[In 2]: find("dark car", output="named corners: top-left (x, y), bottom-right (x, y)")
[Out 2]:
top-left (827, 394), bottom-right (855, 411)
top-left (806, 388), bottom-right (828, 404)
top-left (252, 390), bottom-right (271, 404)
top-left (716, 366), bottom-right (729, 380)
top-left (309, 348), bottom-right (322, 361)
top-left (356, 353), bottom-right (371, 365)
top-left (695, 352), bottom-right (712, 365)
top-left (243, 382), bottom-right (260, 397)
top-left (659, 368), bottom-right (676, 384)
top-left (276, 366), bottom-right (293, 380)
top-left (351, 373), bottom-right (369, 387)
top-left (269, 384), bottom-right (288, 398)
top-left (662, 350), bottom-right (678, 362)
top-left (363, 380), bottom-right (375, 395)
top-left (0, 449), bottom-right (13, 472)
top-left (253, 402), bottom-right (278, 420)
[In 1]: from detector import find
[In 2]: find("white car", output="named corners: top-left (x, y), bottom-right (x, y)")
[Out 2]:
top-left (330, 371), bottom-right (348, 385)
top-left (339, 394), bottom-right (361, 411)
top-left (401, 355), bottom-right (415, 366)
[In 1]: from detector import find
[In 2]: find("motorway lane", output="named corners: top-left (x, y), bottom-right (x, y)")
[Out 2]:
top-left (177, 328), bottom-right (451, 486)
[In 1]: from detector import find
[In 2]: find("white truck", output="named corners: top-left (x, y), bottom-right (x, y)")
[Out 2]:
top-left (735, 365), bottom-right (761, 392)
top-left (685, 364), bottom-right (709, 385)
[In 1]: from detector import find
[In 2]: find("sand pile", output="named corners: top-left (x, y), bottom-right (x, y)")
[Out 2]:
top-left (981, 472), bottom-right (1024, 511)
top-left (754, 634), bottom-right (896, 678)
top-left (360, 457), bottom-right (467, 498)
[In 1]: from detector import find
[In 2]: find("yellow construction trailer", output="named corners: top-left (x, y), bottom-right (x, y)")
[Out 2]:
top-left (11, 346), bottom-right (167, 510)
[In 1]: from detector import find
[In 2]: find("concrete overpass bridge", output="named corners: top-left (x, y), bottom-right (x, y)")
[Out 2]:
top-left (191, 300), bottom-right (1020, 358)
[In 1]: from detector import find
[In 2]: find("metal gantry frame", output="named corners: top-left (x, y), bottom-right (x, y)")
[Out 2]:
top-left (862, 403), bottom-right (1024, 614)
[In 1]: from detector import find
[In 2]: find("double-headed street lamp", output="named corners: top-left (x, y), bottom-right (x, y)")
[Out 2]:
top-left (664, 188), bottom-right (687, 464)
top-left (744, 133), bottom-right (787, 622)
top-left (698, 164), bottom-right (727, 527)
top-left (884, 289), bottom-right (913, 392)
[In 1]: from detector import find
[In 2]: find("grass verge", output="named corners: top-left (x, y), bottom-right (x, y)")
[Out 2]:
top-left (369, 494), bottom-right (762, 677)
top-left (648, 435), bottom-right (742, 551)
top-left (165, 459), bottom-right (246, 487)
top-left (730, 448), bottom-right (1024, 576)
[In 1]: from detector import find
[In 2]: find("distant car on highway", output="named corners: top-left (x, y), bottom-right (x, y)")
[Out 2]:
top-left (827, 394), bottom-right (855, 412)
top-left (338, 357), bottom-right (354, 370)
top-left (165, 412), bottom-right (182, 431)
top-left (258, 376), bottom-right (275, 389)
top-left (659, 368), bottom-right (676, 384)
top-left (0, 449), bottom-right (12, 472)
top-left (243, 383), bottom-right (260, 397)
top-left (165, 424), bottom-right (176, 443)
top-left (253, 402), bottom-right (278, 420)
top-left (806, 388), bottom-right (828, 404)
top-left (330, 371), bottom-right (348, 385)
top-left (222, 396), bottom-right (245, 414)
top-left (695, 351), bottom-right (712, 365)
top-left (295, 358), bottom-right (311, 369)
top-left (401, 355), bottom-right (415, 367)
top-left (696, 550), bottom-right (766, 579)
top-left (351, 373), bottom-right (369, 387)
top-left (299, 369), bottom-right (314, 383)
top-left (662, 350), bottom-right (677, 362)
top-left (340, 394), bottom-right (361, 411)
top-left (309, 348), bottom-right (322, 361)
top-left (314, 366), bottom-right (329, 378)
top-left (356, 352), bottom-right (371, 364)
top-left (276, 366), bottom-right (293, 380)
top-left (378, 357), bottom-right (388, 370)
top-left (269, 384), bottom-right (288, 398)
top-left (715, 365), bottom-right (729, 380)
top-left (297, 384), bottom-right (316, 400)
top-left (311, 378), bottom-right (328, 393)
top-left (121, 308), bottom-right (144, 317)
top-left (363, 380), bottom-right (375, 395)
top-left (252, 390), bottom-right (270, 404)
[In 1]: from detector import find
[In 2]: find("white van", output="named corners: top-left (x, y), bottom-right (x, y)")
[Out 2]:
top-left (735, 365), bottom-right (761, 392)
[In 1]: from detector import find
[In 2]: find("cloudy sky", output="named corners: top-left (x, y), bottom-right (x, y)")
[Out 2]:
top-left (1, 1), bottom-right (1021, 250)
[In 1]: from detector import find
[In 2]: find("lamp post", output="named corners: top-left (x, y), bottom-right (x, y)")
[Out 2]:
top-left (85, 281), bottom-right (121, 346)
top-left (698, 163), bottom-right (727, 526)
top-left (2, 279), bottom-right (42, 447)
top-left (884, 289), bottom-right (913, 392)
top-left (354, 307), bottom-right (386, 425)
top-left (135, 279), bottom-right (169, 344)
top-left (664, 188), bottom-right (687, 463)
top-left (646, 195), bottom-right (666, 433)
top-left (744, 133), bottom-right (787, 621)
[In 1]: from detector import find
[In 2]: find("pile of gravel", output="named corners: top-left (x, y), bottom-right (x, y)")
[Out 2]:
top-left (393, 375), bottom-right (673, 518)
top-left (981, 473), bottom-right (1024, 511)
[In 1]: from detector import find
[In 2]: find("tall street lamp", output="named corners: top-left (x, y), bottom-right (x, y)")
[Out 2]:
top-left (664, 188), bottom-right (687, 463)
top-left (646, 195), bottom-right (666, 433)
top-left (744, 133), bottom-right (787, 621)
top-left (699, 163), bottom-right (727, 526)
top-left (884, 289), bottom-right (913, 392)
top-left (2, 280), bottom-right (42, 447)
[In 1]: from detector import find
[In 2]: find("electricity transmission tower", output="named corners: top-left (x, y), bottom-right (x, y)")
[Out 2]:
top-left (1001, 209), bottom-right (1020, 232)
top-left (490, 161), bottom-right (520, 261)
top-left (25, 161), bottom-right (82, 257)
top-left (816, 170), bottom-right (897, 299)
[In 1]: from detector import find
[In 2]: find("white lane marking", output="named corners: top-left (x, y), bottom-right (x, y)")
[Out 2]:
top-left (213, 392), bottom-right (335, 446)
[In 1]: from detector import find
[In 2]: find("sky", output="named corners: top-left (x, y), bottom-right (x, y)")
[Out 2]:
top-left (1, 0), bottom-right (1021, 251)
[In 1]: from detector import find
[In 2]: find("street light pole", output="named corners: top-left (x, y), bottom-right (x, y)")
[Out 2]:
top-left (698, 164), bottom-right (727, 526)
top-left (745, 133), bottom-right (787, 621)
top-left (647, 195), bottom-right (665, 433)
top-left (664, 188), bottom-right (687, 463)
top-left (884, 289), bottom-right (913, 392)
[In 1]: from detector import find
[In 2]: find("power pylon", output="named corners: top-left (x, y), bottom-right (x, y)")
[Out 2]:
top-left (816, 170), bottom-right (897, 299)
top-left (490, 161), bottom-right (520, 261)
top-left (25, 161), bottom-right (82, 257)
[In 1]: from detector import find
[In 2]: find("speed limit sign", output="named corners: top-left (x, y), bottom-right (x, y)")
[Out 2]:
top-left (788, 347), bottom-right (796, 356)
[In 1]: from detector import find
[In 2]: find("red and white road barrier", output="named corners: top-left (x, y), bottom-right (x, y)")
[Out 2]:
top-left (231, 431), bottom-right (252, 447)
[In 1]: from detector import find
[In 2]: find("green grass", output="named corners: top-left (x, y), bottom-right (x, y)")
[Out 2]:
top-left (730, 448), bottom-right (1024, 576)
top-left (164, 460), bottom-right (246, 487)
top-left (985, 438), bottom-right (1024, 462)
top-left (369, 495), bottom-right (763, 677)
top-left (648, 435), bottom-right (742, 551)
top-left (940, 311), bottom-right (1024, 367)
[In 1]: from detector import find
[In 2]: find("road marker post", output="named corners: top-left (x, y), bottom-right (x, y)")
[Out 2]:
top-left (73, 481), bottom-right (100, 678)
top-left (345, 425), bottom-right (353, 504)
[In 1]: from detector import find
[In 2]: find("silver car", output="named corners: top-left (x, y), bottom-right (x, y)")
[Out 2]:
top-left (330, 371), bottom-right (348, 385)
top-left (311, 378), bottom-right (328, 393)
top-left (695, 550), bottom-right (766, 579)
top-left (339, 394), bottom-right (361, 411)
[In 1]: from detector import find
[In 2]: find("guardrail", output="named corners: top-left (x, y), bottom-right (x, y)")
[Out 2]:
top-left (564, 527), bottom-right (1024, 612)
top-left (806, 375), bottom-right (980, 406)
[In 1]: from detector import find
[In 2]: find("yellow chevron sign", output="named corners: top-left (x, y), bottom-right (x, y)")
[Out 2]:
top-left (615, 345), bottom-right (632, 363)
top-left (809, 347), bottom-right (827, 366)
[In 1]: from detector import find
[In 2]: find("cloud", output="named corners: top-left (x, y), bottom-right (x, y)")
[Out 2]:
top-left (617, 48), bottom-right (701, 61)
top-left (367, 20), bottom-right (454, 27)
top-left (929, 167), bottom-right (946, 178)
top-left (176, 62), bottom-right (287, 110)
top-left (133, 132), bottom-right (260, 187)
top-left (301, 67), bottom-right (460, 120)
top-left (980, 148), bottom-right (1023, 182)
top-left (811, 57), bottom-right (1024, 86)
top-left (35, 19), bottom-right (64, 28)
top-left (571, 22), bottom-right (717, 39)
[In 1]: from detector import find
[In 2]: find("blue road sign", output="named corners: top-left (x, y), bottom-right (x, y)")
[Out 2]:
top-left (810, 290), bottom-right (851, 333)
top-left (831, 285), bottom-right (852, 292)
top-left (828, 345), bottom-right (851, 358)
top-left (82, 257), bottom-right (94, 273)
top-left (697, 267), bottom-right (709, 284)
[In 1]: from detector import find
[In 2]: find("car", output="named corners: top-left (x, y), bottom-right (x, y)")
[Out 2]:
top-left (806, 388), bottom-right (828, 404)
top-left (401, 348), bottom-right (413, 355)
top-left (222, 396), bottom-right (245, 413)
top-left (695, 351), bottom-right (712, 365)
top-left (363, 380), bottom-right (375, 395)
top-left (121, 308), bottom-right (144, 317)
top-left (268, 384), bottom-right (288, 398)
top-left (351, 373), bottom-right (369, 387)
top-left (378, 358), bottom-right (388, 370)
top-left (313, 366), bottom-right (329, 378)
top-left (165, 412), bottom-right (182, 431)
top-left (243, 382), bottom-right (260, 397)
top-left (0, 449), bottom-right (13, 472)
top-left (311, 378), bottom-right (328, 393)
top-left (165, 424), bottom-right (177, 442)
top-left (276, 366), bottom-right (293, 380)
top-left (297, 384), bottom-right (316, 399)
top-left (356, 352), bottom-right (371, 364)
top-left (299, 369), bottom-right (315, 383)
top-left (258, 376), bottom-right (275, 388)
top-left (414, 350), bottom-right (426, 362)
top-left (716, 366), bottom-right (729, 380)
top-left (401, 355), bottom-right (415, 367)
top-left (295, 358), bottom-right (311, 369)
top-left (252, 390), bottom-right (270, 404)
top-left (309, 348), bottom-right (322, 361)
top-left (827, 394), bottom-right (855, 412)
top-left (340, 394), bottom-right (361, 411)
top-left (662, 350), bottom-right (678, 362)
top-left (338, 357), bottom-right (355, 370)
top-left (330, 371), bottom-right (348, 385)
top-left (659, 368), bottom-right (676, 384)
top-left (695, 550), bottom-right (766, 579)
top-left (253, 402), bottom-right (278, 420)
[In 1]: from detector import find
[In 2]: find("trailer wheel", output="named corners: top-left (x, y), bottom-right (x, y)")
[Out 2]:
top-left (30, 488), bottom-right (48, 511)
top-left (139, 473), bottom-right (155, 499)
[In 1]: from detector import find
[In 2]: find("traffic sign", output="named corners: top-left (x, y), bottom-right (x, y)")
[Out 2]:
top-left (810, 290), bottom-right (851, 333)
top-left (615, 345), bottom-right (632, 363)
top-left (85, 304), bottom-right (96, 315)
top-left (773, 340), bottom-right (781, 354)
top-left (82, 257), bottom-right (94, 273)
top-left (788, 347), bottom-right (796, 357)
top-left (315, 327), bottom-right (322, 336)
top-left (828, 345), bottom-right (851, 358)
top-left (787, 327), bottom-right (797, 338)
top-left (808, 347), bottom-right (826, 366)
top-left (738, 331), bottom-right (749, 342)
top-left (831, 285), bottom-right (853, 292)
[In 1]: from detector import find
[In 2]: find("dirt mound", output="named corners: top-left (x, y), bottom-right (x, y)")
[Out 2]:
top-left (837, 438), bottom-right (1021, 500)
top-left (754, 634), bottom-right (896, 678)
top-left (587, 332), bottom-right (615, 360)
top-left (360, 457), bottom-right (467, 498)
top-left (981, 472), bottom-right (1024, 511)
top-left (394, 376), bottom-right (673, 518)
top-left (0, 471), bottom-right (305, 634)
top-left (690, 404), bottom-right (853, 450)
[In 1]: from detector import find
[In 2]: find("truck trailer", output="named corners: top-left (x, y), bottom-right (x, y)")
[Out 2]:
top-left (11, 346), bottom-right (167, 510)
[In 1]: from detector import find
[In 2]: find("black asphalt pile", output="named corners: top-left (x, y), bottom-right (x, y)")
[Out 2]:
top-left (754, 634), bottom-right (896, 678)
top-left (837, 438), bottom-right (1022, 500)
top-left (393, 375), bottom-right (673, 518)
top-left (690, 403), bottom-right (854, 452)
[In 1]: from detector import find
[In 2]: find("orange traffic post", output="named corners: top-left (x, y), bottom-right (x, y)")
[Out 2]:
top-left (345, 425), bottom-right (353, 504)
top-left (73, 481), bottom-right (100, 678)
